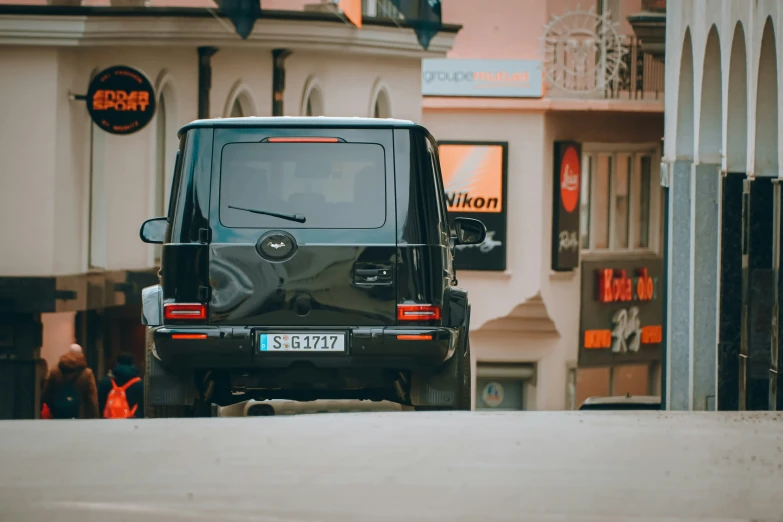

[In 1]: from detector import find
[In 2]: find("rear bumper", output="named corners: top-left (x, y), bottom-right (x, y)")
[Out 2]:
top-left (151, 326), bottom-right (458, 372)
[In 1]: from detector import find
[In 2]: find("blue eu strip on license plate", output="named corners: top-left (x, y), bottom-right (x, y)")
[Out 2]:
top-left (259, 333), bottom-right (346, 352)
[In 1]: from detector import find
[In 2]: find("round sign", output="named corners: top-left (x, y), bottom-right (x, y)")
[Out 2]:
top-left (481, 381), bottom-right (505, 408)
top-left (560, 146), bottom-right (580, 213)
top-left (86, 66), bottom-right (156, 135)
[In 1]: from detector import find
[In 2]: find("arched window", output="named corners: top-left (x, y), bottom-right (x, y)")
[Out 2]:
top-left (224, 83), bottom-right (257, 118)
top-left (369, 81), bottom-right (392, 118)
top-left (305, 86), bottom-right (324, 116)
top-left (230, 98), bottom-right (244, 118)
top-left (301, 77), bottom-right (325, 116)
top-left (373, 89), bottom-right (391, 118)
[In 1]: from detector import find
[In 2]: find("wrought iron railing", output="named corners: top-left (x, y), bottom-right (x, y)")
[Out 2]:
top-left (608, 36), bottom-right (665, 100)
top-left (362, 0), bottom-right (404, 20)
top-left (545, 35), bottom-right (665, 101)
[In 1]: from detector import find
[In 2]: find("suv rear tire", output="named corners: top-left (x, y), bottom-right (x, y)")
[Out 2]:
top-left (413, 335), bottom-right (472, 411)
top-left (144, 333), bottom-right (211, 418)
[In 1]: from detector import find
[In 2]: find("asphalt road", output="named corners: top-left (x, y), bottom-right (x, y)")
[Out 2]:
top-left (1, 411), bottom-right (782, 522)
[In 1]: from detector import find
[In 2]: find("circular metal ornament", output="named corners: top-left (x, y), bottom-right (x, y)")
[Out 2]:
top-left (256, 230), bottom-right (297, 261)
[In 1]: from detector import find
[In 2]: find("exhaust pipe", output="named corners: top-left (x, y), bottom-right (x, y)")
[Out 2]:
top-left (245, 402), bottom-right (275, 416)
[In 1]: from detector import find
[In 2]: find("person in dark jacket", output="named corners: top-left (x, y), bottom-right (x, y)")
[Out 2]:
top-left (42, 344), bottom-right (99, 419)
top-left (98, 352), bottom-right (144, 418)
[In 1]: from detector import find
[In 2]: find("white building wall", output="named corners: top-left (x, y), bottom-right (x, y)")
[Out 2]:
top-left (0, 39), bottom-right (427, 277)
top-left (285, 52), bottom-right (422, 122)
top-left (0, 47), bottom-right (59, 276)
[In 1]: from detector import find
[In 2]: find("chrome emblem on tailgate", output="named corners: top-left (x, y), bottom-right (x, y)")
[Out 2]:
top-left (256, 231), bottom-right (297, 261)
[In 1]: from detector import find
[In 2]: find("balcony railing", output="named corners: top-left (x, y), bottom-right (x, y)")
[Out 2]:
top-left (545, 36), bottom-right (665, 101)
top-left (362, 0), bottom-right (403, 20)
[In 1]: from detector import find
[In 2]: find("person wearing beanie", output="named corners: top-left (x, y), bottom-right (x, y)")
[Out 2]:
top-left (41, 346), bottom-right (99, 419)
top-left (98, 352), bottom-right (144, 418)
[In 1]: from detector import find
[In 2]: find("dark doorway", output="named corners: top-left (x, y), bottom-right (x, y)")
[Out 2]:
top-left (741, 177), bottom-right (775, 410)
top-left (717, 172), bottom-right (744, 410)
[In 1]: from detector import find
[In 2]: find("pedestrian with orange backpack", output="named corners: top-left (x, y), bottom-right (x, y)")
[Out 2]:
top-left (97, 352), bottom-right (144, 419)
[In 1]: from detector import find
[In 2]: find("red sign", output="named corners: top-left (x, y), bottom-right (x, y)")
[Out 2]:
top-left (596, 267), bottom-right (657, 303)
top-left (583, 325), bottom-right (662, 349)
top-left (559, 146), bottom-right (580, 213)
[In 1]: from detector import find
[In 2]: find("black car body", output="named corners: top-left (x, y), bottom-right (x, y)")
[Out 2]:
top-left (139, 117), bottom-right (486, 417)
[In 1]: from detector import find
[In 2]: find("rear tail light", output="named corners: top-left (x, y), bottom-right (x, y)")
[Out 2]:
top-left (172, 334), bottom-right (208, 340)
top-left (397, 304), bottom-right (441, 321)
top-left (164, 303), bottom-right (207, 321)
top-left (396, 334), bottom-right (433, 341)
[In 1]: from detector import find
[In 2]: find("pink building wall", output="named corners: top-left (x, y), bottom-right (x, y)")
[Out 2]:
top-left (442, 0), bottom-right (642, 61)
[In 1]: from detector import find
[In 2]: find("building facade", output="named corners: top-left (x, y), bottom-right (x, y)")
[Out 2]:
top-left (662, 0), bottom-right (783, 411)
top-left (0, 0), bottom-right (457, 418)
top-left (426, 0), bottom-right (667, 410)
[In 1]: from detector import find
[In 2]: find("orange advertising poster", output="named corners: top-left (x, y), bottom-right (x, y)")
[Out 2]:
top-left (438, 144), bottom-right (504, 213)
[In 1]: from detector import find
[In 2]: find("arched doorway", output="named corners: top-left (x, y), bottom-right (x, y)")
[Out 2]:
top-left (754, 18), bottom-right (778, 178)
top-left (667, 29), bottom-right (695, 411)
top-left (717, 22), bottom-right (749, 411)
top-left (726, 23), bottom-right (748, 172)
top-left (692, 25), bottom-right (722, 411)
top-left (741, 17), bottom-right (780, 411)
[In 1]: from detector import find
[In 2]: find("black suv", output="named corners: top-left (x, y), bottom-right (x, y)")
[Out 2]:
top-left (139, 117), bottom-right (486, 417)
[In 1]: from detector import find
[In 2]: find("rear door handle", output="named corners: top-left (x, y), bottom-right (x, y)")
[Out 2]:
top-left (354, 265), bottom-right (393, 285)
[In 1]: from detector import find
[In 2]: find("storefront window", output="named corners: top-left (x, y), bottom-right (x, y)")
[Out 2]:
top-left (580, 155), bottom-right (592, 249)
top-left (610, 364), bottom-right (650, 397)
top-left (474, 363), bottom-right (534, 411)
top-left (637, 156), bottom-right (652, 248)
top-left (581, 147), bottom-right (658, 253)
top-left (614, 154), bottom-right (631, 249)
top-left (593, 154), bottom-right (611, 249)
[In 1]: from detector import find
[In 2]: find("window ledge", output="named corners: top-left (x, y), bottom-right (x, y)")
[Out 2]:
top-left (580, 250), bottom-right (661, 261)
top-left (549, 270), bottom-right (577, 281)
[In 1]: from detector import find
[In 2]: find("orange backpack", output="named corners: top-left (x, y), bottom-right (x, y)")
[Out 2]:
top-left (103, 377), bottom-right (141, 419)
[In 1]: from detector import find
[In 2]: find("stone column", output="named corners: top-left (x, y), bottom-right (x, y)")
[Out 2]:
top-left (690, 163), bottom-right (721, 410)
top-left (666, 160), bottom-right (693, 410)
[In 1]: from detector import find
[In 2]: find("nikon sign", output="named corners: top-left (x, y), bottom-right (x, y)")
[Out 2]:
top-left (422, 59), bottom-right (543, 98)
top-left (438, 141), bottom-right (508, 271)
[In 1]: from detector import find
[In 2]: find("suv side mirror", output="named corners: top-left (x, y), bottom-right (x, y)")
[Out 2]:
top-left (140, 217), bottom-right (168, 244)
top-left (453, 217), bottom-right (487, 246)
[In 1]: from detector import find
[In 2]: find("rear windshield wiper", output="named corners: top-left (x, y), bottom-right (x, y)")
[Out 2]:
top-left (228, 205), bottom-right (306, 224)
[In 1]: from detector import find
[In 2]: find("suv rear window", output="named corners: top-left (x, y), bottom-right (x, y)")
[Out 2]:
top-left (219, 142), bottom-right (386, 229)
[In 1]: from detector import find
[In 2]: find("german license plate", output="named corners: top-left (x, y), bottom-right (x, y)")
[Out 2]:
top-left (258, 333), bottom-right (346, 352)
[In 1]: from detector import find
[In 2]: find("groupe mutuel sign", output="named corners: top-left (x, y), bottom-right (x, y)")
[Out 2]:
top-left (422, 59), bottom-right (544, 98)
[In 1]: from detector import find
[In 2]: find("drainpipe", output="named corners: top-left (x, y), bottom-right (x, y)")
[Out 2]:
top-left (198, 47), bottom-right (219, 119)
top-left (272, 49), bottom-right (292, 117)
